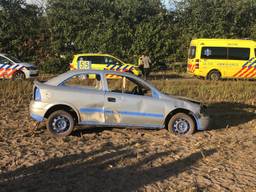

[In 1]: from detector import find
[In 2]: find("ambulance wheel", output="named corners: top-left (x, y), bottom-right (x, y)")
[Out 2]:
top-left (13, 71), bottom-right (25, 80)
top-left (207, 70), bottom-right (221, 81)
top-left (47, 110), bottom-right (74, 137)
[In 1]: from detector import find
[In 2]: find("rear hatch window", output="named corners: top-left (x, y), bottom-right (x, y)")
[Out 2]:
top-left (188, 46), bottom-right (196, 59)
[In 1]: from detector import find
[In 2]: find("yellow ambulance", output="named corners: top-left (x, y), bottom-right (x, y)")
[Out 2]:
top-left (187, 39), bottom-right (256, 80)
top-left (70, 53), bottom-right (141, 76)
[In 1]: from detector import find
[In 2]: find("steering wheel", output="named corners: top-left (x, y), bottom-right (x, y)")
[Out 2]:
top-left (131, 86), bottom-right (145, 95)
top-left (131, 86), bottom-right (140, 95)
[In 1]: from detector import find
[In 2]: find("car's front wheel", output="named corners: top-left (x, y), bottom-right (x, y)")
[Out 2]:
top-left (167, 113), bottom-right (195, 135)
top-left (47, 110), bottom-right (74, 137)
top-left (12, 71), bottom-right (25, 80)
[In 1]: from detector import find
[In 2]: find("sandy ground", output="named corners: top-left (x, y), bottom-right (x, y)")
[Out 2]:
top-left (0, 88), bottom-right (256, 191)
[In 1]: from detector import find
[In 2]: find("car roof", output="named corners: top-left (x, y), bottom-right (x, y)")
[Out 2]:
top-left (45, 70), bottom-right (158, 92)
top-left (74, 53), bottom-right (115, 57)
top-left (191, 38), bottom-right (256, 47)
top-left (46, 70), bottom-right (136, 85)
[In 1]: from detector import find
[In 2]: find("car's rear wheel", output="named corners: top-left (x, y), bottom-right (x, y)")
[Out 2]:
top-left (167, 113), bottom-right (195, 135)
top-left (12, 71), bottom-right (25, 80)
top-left (47, 110), bottom-right (74, 137)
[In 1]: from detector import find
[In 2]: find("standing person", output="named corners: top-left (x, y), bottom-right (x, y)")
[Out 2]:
top-left (138, 55), bottom-right (144, 76)
top-left (141, 52), bottom-right (151, 79)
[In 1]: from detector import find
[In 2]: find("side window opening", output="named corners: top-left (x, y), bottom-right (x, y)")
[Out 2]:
top-left (201, 47), bottom-right (227, 59)
top-left (188, 46), bottom-right (196, 59)
top-left (5, 55), bottom-right (20, 63)
top-left (62, 73), bottom-right (102, 90)
top-left (106, 74), bottom-right (152, 96)
top-left (0, 56), bottom-right (12, 65)
top-left (105, 57), bottom-right (121, 65)
top-left (228, 48), bottom-right (250, 60)
top-left (78, 56), bottom-right (105, 65)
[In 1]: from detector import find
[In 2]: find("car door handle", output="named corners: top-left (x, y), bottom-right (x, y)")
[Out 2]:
top-left (107, 97), bottom-right (116, 102)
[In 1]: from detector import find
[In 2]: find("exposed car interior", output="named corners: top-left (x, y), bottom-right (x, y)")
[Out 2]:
top-left (106, 74), bottom-right (152, 96)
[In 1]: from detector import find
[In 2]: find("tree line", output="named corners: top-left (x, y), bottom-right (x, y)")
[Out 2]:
top-left (0, 0), bottom-right (256, 73)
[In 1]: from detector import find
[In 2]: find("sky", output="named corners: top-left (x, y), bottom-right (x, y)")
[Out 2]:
top-left (26, 0), bottom-right (172, 9)
top-left (26, 0), bottom-right (46, 7)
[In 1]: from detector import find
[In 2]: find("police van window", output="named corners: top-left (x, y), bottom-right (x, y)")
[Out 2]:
top-left (5, 55), bottom-right (21, 63)
top-left (228, 48), bottom-right (250, 60)
top-left (105, 57), bottom-right (121, 65)
top-left (0, 56), bottom-right (12, 65)
top-left (188, 46), bottom-right (196, 59)
top-left (78, 56), bottom-right (105, 64)
top-left (201, 47), bottom-right (227, 59)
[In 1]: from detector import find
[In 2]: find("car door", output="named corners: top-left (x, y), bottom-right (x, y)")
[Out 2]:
top-left (103, 74), bottom-right (164, 128)
top-left (60, 72), bottom-right (105, 124)
top-left (0, 56), bottom-right (14, 78)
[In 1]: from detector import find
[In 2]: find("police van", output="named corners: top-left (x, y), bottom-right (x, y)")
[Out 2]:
top-left (70, 53), bottom-right (141, 76)
top-left (187, 39), bottom-right (256, 80)
top-left (0, 53), bottom-right (38, 80)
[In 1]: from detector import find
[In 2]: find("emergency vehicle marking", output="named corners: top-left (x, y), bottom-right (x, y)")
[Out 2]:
top-left (233, 58), bottom-right (256, 78)
top-left (0, 64), bottom-right (24, 78)
top-left (188, 64), bottom-right (195, 72)
top-left (104, 64), bottom-right (134, 73)
top-left (104, 64), bottom-right (134, 78)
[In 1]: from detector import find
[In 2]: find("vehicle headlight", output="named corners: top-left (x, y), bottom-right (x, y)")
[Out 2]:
top-left (34, 87), bottom-right (41, 101)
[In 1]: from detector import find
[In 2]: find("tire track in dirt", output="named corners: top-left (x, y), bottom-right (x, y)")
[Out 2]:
top-left (0, 96), bottom-right (256, 191)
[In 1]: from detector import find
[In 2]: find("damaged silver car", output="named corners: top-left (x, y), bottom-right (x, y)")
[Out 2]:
top-left (30, 70), bottom-right (209, 137)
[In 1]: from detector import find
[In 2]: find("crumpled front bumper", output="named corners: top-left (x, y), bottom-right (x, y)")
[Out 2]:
top-left (195, 114), bottom-right (210, 131)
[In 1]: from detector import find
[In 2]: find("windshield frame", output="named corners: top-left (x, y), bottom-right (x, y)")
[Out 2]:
top-left (5, 54), bottom-right (21, 63)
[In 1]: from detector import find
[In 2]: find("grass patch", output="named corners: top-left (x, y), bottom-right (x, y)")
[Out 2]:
top-left (0, 75), bottom-right (255, 106)
top-left (152, 79), bottom-right (256, 105)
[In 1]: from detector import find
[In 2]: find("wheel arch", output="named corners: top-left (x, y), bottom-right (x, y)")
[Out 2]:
top-left (164, 108), bottom-right (198, 130)
top-left (12, 70), bottom-right (26, 79)
top-left (44, 104), bottom-right (80, 124)
top-left (206, 69), bottom-right (222, 79)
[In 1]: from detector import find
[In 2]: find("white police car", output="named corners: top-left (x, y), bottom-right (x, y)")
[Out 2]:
top-left (0, 53), bottom-right (38, 80)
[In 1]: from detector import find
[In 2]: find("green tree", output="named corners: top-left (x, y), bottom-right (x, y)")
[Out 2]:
top-left (173, 0), bottom-right (256, 60)
top-left (0, 0), bottom-right (42, 61)
top-left (45, 0), bottom-right (176, 71)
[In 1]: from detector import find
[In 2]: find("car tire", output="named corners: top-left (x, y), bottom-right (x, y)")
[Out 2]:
top-left (207, 70), bottom-right (221, 81)
top-left (167, 113), bottom-right (195, 135)
top-left (47, 110), bottom-right (75, 137)
top-left (12, 71), bottom-right (26, 80)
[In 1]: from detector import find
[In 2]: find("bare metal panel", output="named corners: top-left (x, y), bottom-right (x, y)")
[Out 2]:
top-left (30, 70), bottom-right (209, 130)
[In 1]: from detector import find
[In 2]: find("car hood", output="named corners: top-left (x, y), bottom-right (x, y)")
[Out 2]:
top-left (16, 62), bottom-right (36, 67)
top-left (159, 93), bottom-right (202, 112)
top-left (172, 96), bottom-right (201, 105)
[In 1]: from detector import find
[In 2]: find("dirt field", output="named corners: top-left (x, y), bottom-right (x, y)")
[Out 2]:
top-left (0, 78), bottom-right (255, 192)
